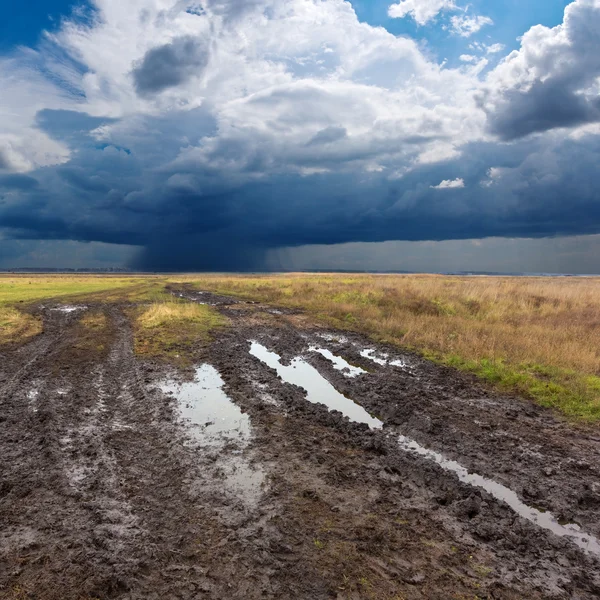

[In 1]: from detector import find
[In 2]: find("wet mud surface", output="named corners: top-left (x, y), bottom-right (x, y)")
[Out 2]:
top-left (2, 291), bottom-right (600, 599)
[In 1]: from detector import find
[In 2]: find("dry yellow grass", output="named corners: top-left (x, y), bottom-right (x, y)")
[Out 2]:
top-left (0, 306), bottom-right (42, 345)
top-left (137, 302), bottom-right (214, 328)
top-left (173, 273), bottom-right (600, 421)
top-left (134, 301), bottom-right (227, 360)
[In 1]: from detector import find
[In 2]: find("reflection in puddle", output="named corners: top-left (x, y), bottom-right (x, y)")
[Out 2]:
top-left (218, 456), bottom-right (264, 502)
top-left (309, 347), bottom-right (367, 378)
top-left (250, 342), bottom-right (382, 429)
top-left (51, 305), bottom-right (87, 313)
top-left (160, 364), bottom-right (251, 446)
top-left (397, 435), bottom-right (600, 556)
top-left (159, 365), bottom-right (263, 505)
top-left (361, 348), bottom-right (408, 368)
top-left (27, 388), bottom-right (39, 413)
top-left (317, 332), bottom-right (348, 344)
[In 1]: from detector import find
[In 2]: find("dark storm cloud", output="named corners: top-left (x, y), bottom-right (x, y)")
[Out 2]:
top-left (132, 36), bottom-right (209, 95)
top-left (35, 109), bottom-right (116, 142)
top-left (2, 99), bottom-right (600, 271)
top-left (485, 82), bottom-right (600, 141)
top-left (0, 174), bottom-right (39, 190)
top-left (0, 72), bottom-right (600, 270)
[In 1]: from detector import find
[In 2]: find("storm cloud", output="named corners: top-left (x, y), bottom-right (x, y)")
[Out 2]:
top-left (132, 36), bottom-right (210, 95)
top-left (482, 0), bottom-right (600, 139)
top-left (0, 0), bottom-right (599, 271)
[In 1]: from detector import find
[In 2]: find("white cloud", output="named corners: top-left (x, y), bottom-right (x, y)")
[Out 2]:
top-left (388, 0), bottom-right (456, 25)
top-left (431, 177), bottom-right (465, 189)
top-left (450, 14), bottom-right (494, 37)
top-left (486, 43), bottom-right (505, 54)
top-left (0, 52), bottom-right (73, 172)
top-left (24, 0), bottom-right (484, 183)
top-left (0, 0), bottom-right (595, 216)
top-left (483, 0), bottom-right (600, 139)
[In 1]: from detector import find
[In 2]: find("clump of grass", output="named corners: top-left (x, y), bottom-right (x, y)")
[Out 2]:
top-left (134, 301), bottom-right (227, 361)
top-left (171, 273), bottom-right (600, 422)
top-left (0, 306), bottom-right (41, 345)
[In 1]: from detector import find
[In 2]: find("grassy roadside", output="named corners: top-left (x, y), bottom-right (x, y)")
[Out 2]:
top-left (173, 273), bottom-right (600, 422)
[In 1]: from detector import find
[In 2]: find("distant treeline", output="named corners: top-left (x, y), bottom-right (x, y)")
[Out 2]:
top-left (0, 268), bottom-right (130, 273)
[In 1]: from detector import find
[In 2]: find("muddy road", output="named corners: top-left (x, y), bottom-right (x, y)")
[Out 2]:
top-left (1, 289), bottom-right (600, 599)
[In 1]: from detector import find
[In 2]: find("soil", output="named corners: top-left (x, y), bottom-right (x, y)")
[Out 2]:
top-left (1, 289), bottom-right (600, 599)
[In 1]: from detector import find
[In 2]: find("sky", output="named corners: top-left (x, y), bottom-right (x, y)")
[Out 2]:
top-left (0, 0), bottom-right (599, 272)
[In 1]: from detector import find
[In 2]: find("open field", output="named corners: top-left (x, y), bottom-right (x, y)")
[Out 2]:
top-left (0, 276), bottom-right (152, 345)
top-left (2, 274), bottom-right (600, 599)
top-left (173, 274), bottom-right (600, 421)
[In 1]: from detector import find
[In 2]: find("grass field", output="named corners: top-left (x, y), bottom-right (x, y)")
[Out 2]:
top-left (173, 273), bottom-right (600, 422)
top-left (0, 275), bottom-right (148, 344)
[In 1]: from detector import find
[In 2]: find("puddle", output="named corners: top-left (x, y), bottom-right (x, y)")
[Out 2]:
top-left (309, 347), bottom-right (367, 378)
top-left (317, 332), bottom-right (349, 344)
top-left (361, 348), bottom-right (408, 368)
top-left (27, 387), bottom-right (39, 412)
top-left (159, 364), bottom-right (251, 446)
top-left (216, 457), bottom-right (265, 502)
top-left (250, 342), bottom-right (382, 429)
top-left (397, 435), bottom-right (600, 557)
top-left (51, 305), bottom-right (86, 313)
top-left (252, 381), bottom-right (281, 407)
top-left (159, 364), bottom-right (263, 506)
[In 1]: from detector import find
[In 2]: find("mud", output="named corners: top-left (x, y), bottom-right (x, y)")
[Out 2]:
top-left (1, 289), bottom-right (600, 599)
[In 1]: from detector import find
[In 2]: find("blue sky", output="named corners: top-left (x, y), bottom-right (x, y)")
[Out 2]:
top-left (0, 1), bottom-right (85, 51)
top-left (0, 0), bottom-right (599, 272)
top-left (0, 1), bottom-right (570, 58)
top-left (352, 0), bottom-right (572, 64)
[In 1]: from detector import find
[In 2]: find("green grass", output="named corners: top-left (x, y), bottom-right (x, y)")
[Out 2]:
top-left (0, 275), bottom-right (146, 305)
top-left (437, 354), bottom-right (600, 422)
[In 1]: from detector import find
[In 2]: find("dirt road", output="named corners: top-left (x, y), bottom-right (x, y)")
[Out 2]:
top-left (1, 289), bottom-right (600, 599)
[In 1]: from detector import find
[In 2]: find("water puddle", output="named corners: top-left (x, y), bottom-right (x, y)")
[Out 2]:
top-left (397, 435), bottom-right (600, 557)
top-left (361, 348), bottom-right (408, 368)
top-left (317, 332), bottom-right (349, 344)
top-left (159, 364), bottom-right (251, 446)
top-left (250, 342), bottom-right (382, 429)
top-left (51, 305), bottom-right (87, 313)
top-left (27, 388), bottom-right (39, 413)
top-left (159, 364), bottom-right (263, 505)
top-left (216, 457), bottom-right (265, 502)
top-left (309, 347), bottom-right (367, 378)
